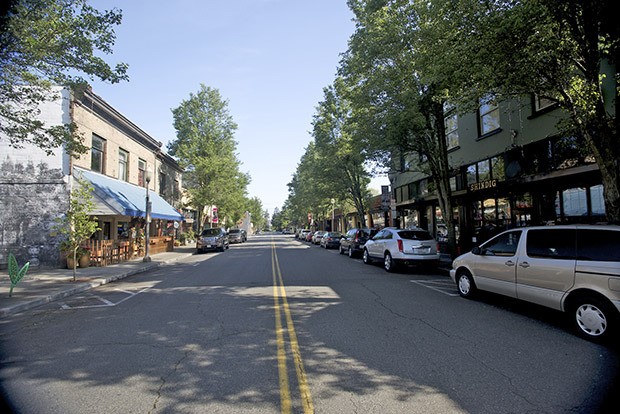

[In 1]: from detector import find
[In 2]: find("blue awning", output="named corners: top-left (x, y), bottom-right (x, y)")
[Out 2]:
top-left (75, 167), bottom-right (184, 221)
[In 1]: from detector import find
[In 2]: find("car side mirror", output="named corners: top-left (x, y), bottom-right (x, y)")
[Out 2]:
top-left (472, 246), bottom-right (482, 255)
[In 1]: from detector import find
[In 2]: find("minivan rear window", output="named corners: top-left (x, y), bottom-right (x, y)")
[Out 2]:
top-left (576, 229), bottom-right (620, 261)
top-left (526, 229), bottom-right (576, 260)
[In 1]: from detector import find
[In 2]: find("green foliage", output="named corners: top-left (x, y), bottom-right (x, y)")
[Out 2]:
top-left (169, 85), bottom-right (250, 229)
top-left (0, 0), bottom-right (128, 156)
top-left (411, 0), bottom-right (619, 221)
top-left (52, 175), bottom-right (100, 280)
top-left (7, 253), bottom-right (29, 297)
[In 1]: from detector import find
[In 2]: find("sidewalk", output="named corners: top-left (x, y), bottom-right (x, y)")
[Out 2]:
top-left (0, 245), bottom-right (196, 318)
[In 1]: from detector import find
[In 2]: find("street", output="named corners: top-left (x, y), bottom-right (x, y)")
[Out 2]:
top-left (1, 234), bottom-right (618, 413)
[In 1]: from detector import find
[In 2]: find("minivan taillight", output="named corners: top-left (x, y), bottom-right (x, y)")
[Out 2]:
top-left (397, 239), bottom-right (404, 252)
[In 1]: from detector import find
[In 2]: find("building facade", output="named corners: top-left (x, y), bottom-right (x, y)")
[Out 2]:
top-left (390, 91), bottom-right (612, 255)
top-left (0, 86), bottom-right (184, 269)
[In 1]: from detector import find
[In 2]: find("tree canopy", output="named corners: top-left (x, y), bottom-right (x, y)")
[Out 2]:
top-left (0, 0), bottom-right (128, 155)
top-left (169, 84), bottom-right (250, 229)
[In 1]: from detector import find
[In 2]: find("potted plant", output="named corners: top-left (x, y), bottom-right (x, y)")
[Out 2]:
top-left (53, 176), bottom-right (100, 281)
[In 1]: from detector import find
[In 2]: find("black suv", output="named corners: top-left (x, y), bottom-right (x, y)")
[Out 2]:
top-left (196, 227), bottom-right (229, 253)
top-left (339, 228), bottom-right (378, 258)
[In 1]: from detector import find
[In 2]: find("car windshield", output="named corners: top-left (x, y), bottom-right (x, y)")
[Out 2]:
top-left (201, 228), bottom-right (221, 237)
top-left (398, 230), bottom-right (434, 241)
top-left (229, 229), bottom-right (241, 234)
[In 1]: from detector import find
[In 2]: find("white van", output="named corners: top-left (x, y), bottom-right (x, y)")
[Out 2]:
top-left (450, 225), bottom-right (620, 341)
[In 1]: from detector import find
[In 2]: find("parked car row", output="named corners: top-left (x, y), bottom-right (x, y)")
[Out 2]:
top-left (196, 228), bottom-right (247, 253)
top-left (296, 223), bottom-right (620, 342)
top-left (298, 227), bottom-right (441, 273)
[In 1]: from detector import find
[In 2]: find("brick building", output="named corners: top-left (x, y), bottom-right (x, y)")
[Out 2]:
top-left (0, 86), bottom-right (184, 269)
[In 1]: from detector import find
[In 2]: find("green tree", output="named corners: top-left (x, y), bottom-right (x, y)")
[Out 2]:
top-left (311, 79), bottom-right (371, 227)
top-left (0, 0), bottom-right (128, 155)
top-left (245, 196), bottom-right (265, 233)
top-left (414, 0), bottom-right (619, 222)
top-left (52, 176), bottom-right (100, 281)
top-left (341, 0), bottom-right (458, 254)
top-left (169, 85), bottom-right (250, 230)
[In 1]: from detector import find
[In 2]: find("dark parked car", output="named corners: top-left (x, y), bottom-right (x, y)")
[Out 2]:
top-left (339, 228), bottom-right (378, 257)
top-left (320, 232), bottom-right (342, 249)
top-left (196, 227), bottom-right (229, 253)
top-left (228, 229), bottom-right (244, 244)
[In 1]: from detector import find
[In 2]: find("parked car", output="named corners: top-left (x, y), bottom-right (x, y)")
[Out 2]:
top-left (196, 227), bottom-right (229, 253)
top-left (450, 224), bottom-right (620, 342)
top-left (305, 231), bottom-right (315, 242)
top-left (339, 228), bottom-right (379, 257)
top-left (320, 232), bottom-right (342, 249)
top-left (299, 229), bottom-right (311, 241)
top-left (363, 227), bottom-right (439, 272)
top-left (312, 231), bottom-right (326, 245)
top-left (228, 229), bottom-right (244, 244)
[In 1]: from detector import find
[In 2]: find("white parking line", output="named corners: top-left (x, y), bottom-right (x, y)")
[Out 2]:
top-left (60, 287), bottom-right (151, 309)
top-left (410, 279), bottom-right (459, 296)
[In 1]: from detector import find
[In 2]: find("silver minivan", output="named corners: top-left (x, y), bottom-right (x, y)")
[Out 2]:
top-left (450, 225), bottom-right (620, 341)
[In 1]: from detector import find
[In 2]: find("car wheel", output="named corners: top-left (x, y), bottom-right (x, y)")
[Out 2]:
top-left (363, 249), bottom-right (371, 264)
top-left (456, 270), bottom-right (476, 298)
top-left (571, 295), bottom-right (615, 342)
top-left (384, 252), bottom-right (396, 272)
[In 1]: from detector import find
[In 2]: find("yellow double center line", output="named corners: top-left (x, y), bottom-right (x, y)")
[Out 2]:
top-left (272, 242), bottom-right (314, 414)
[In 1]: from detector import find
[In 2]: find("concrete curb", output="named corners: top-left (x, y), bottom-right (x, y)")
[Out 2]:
top-left (0, 252), bottom-right (193, 318)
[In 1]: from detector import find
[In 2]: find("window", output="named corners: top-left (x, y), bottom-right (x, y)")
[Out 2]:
top-left (526, 229), bottom-right (576, 260)
top-left (159, 171), bottom-right (167, 196)
top-left (91, 134), bottom-right (105, 173)
top-left (577, 230), bottom-right (620, 261)
top-left (562, 188), bottom-right (587, 217)
top-left (444, 107), bottom-right (459, 150)
top-left (118, 149), bottom-right (128, 181)
top-left (174, 179), bottom-right (180, 200)
top-left (466, 165), bottom-right (477, 186)
top-left (533, 94), bottom-right (556, 113)
top-left (477, 160), bottom-right (490, 182)
top-left (138, 159), bottom-right (146, 187)
top-left (590, 185), bottom-right (605, 216)
top-left (491, 156), bottom-right (505, 181)
top-left (482, 231), bottom-right (521, 257)
top-left (479, 95), bottom-right (500, 135)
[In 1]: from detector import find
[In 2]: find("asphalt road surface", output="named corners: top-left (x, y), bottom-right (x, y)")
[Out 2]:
top-left (1, 234), bottom-right (618, 413)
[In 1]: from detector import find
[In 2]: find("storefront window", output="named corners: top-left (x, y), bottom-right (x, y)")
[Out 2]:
top-left (419, 179), bottom-right (428, 196)
top-left (478, 160), bottom-right (490, 182)
top-left (435, 207), bottom-right (447, 242)
top-left (117, 222), bottom-right (129, 239)
top-left (491, 156), bottom-right (505, 181)
top-left (514, 194), bottom-right (533, 227)
top-left (590, 185), bottom-right (605, 216)
top-left (450, 176), bottom-right (457, 192)
top-left (467, 165), bottom-right (477, 185)
top-left (562, 187), bottom-right (587, 217)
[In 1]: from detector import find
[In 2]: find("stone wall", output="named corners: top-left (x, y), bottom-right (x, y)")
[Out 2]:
top-left (0, 87), bottom-right (70, 269)
top-left (0, 159), bottom-right (68, 269)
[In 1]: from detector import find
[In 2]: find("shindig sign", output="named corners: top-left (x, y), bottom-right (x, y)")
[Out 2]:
top-left (469, 179), bottom-right (497, 192)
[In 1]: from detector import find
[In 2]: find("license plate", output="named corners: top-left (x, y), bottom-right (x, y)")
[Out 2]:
top-left (413, 247), bottom-right (431, 254)
top-left (206, 245), bottom-right (212, 248)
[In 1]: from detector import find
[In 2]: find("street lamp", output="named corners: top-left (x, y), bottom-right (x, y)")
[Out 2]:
top-left (331, 198), bottom-right (335, 232)
top-left (143, 169), bottom-right (152, 262)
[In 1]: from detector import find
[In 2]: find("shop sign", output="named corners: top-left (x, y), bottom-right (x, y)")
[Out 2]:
top-left (469, 179), bottom-right (497, 192)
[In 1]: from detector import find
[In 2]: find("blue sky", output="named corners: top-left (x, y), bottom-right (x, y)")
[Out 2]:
top-left (89, 0), bottom-right (387, 213)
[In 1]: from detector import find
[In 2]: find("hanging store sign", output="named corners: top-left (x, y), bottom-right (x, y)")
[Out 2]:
top-left (469, 179), bottom-right (498, 192)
